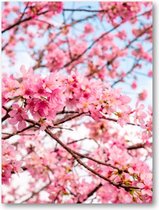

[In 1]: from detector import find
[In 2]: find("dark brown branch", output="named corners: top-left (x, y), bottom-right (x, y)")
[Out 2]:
top-left (73, 150), bottom-right (127, 173)
top-left (63, 8), bottom-right (108, 13)
top-left (104, 116), bottom-right (140, 127)
top-left (2, 112), bottom-right (10, 123)
top-left (77, 183), bottom-right (102, 203)
top-left (127, 143), bottom-right (146, 150)
top-left (45, 128), bottom-right (141, 191)
top-left (57, 110), bottom-right (79, 115)
top-left (2, 9), bottom-right (50, 33)
top-left (2, 125), bottom-right (36, 140)
top-left (2, 106), bottom-right (12, 122)
top-left (18, 178), bottom-right (51, 203)
top-left (68, 137), bottom-right (89, 145)
top-left (54, 112), bottom-right (87, 126)
top-left (111, 60), bottom-right (140, 87)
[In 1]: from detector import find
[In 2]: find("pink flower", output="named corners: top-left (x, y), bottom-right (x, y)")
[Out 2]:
top-left (131, 81), bottom-right (137, 89)
top-left (27, 98), bottom-right (50, 120)
top-left (49, 88), bottom-right (64, 110)
top-left (116, 30), bottom-right (127, 39)
top-left (2, 142), bottom-right (22, 184)
top-left (9, 104), bottom-right (27, 130)
top-left (84, 24), bottom-right (94, 34)
top-left (138, 90), bottom-right (148, 101)
top-left (120, 95), bottom-right (131, 104)
top-left (148, 70), bottom-right (153, 77)
top-left (48, 2), bottom-right (63, 14)
top-left (26, 87), bottom-right (64, 121)
top-left (2, 164), bottom-right (13, 185)
top-left (140, 173), bottom-right (152, 197)
top-left (26, 2), bottom-right (63, 18)
top-left (2, 74), bottom-right (20, 99)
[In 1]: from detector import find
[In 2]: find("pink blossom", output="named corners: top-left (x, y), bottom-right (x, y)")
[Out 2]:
top-left (138, 90), bottom-right (148, 101)
top-left (84, 24), bottom-right (94, 34)
top-left (9, 104), bottom-right (27, 130)
top-left (148, 70), bottom-right (153, 77)
top-left (131, 81), bottom-right (137, 89)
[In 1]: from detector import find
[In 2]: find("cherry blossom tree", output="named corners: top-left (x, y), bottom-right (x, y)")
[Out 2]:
top-left (2, 1), bottom-right (152, 204)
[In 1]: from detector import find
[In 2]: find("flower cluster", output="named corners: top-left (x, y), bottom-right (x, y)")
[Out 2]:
top-left (25, 2), bottom-right (63, 17)
top-left (99, 2), bottom-right (151, 24)
top-left (2, 66), bottom-right (134, 131)
top-left (2, 142), bottom-right (22, 184)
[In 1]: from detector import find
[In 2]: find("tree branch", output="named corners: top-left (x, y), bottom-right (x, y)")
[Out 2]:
top-left (2, 106), bottom-right (12, 122)
top-left (127, 143), bottom-right (146, 150)
top-left (77, 183), bottom-right (102, 203)
top-left (17, 177), bottom-right (51, 203)
top-left (45, 127), bottom-right (141, 191)
top-left (2, 125), bottom-right (36, 140)
top-left (54, 112), bottom-right (87, 126)
top-left (2, 9), bottom-right (50, 33)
